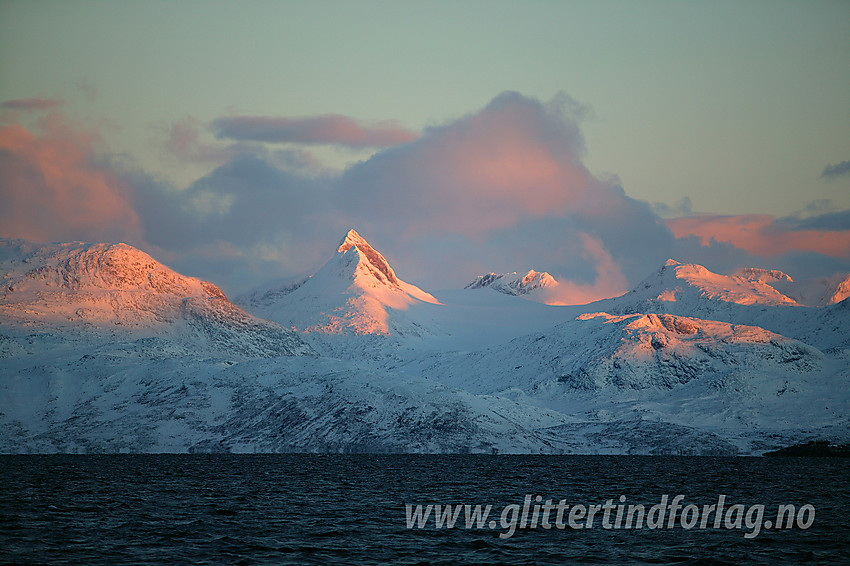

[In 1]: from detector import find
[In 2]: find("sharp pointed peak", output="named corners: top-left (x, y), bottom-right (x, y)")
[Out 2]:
top-left (337, 228), bottom-right (372, 253)
top-left (334, 229), bottom-right (400, 287)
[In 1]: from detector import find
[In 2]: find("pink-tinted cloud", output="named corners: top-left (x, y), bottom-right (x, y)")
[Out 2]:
top-left (542, 233), bottom-right (630, 305)
top-left (337, 92), bottom-right (670, 294)
top-left (211, 114), bottom-right (419, 148)
top-left (341, 92), bottom-right (597, 238)
top-left (0, 115), bottom-right (143, 244)
top-left (7, 94), bottom-right (849, 300)
top-left (1, 97), bottom-right (64, 111)
top-left (667, 214), bottom-right (850, 258)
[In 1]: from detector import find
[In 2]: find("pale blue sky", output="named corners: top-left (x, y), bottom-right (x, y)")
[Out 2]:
top-left (2, 0), bottom-right (848, 215)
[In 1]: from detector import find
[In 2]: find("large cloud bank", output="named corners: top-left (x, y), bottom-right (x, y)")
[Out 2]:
top-left (2, 92), bottom-right (848, 299)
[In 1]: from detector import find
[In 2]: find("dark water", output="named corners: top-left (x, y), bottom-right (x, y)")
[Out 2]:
top-left (1, 455), bottom-right (848, 565)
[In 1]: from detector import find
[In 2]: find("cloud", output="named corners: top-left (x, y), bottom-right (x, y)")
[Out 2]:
top-left (664, 200), bottom-right (850, 280)
top-left (0, 115), bottom-right (142, 244)
top-left (340, 92), bottom-right (590, 237)
top-left (2, 92), bottom-right (846, 298)
top-left (650, 196), bottom-right (693, 218)
top-left (666, 214), bottom-right (850, 258)
top-left (790, 209), bottom-right (850, 231)
top-left (1, 97), bottom-right (64, 111)
top-left (542, 233), bottom-right (630, 305)
top-left (156, 116), bottom-right (330, 194)
top-left (211, 114), bottom-right (419, 148)
top-left (338, 92), bottom-right (673, 292)
top-left (0, 93), bottom-right (675, 298)
top-left (140, 92), bottom-right (673, 297)
top-left (120, 150), bottom-right (346, 291)
top-left (174, 154), bottom-right (337, 248)
top-left (821, 160), bottom-right (850, 179)
top-left (162, 116), bottom-right (234, 165)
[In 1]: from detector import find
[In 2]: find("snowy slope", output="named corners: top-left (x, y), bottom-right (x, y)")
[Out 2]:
top-left (398, 258), bottom-right (848, 453)
top-left (403, 309), bottom-right (846, 453)
top-left (407, 311), bottom-right (823, 395)
top-left (824, 274), bottom-right (850, 305)
top-left (0, 335), bottom-right (573, 454)
top-left (239, 232), bottom-right (586, 358)
top-left (0, 236), bottom-right (565, 454)
top-left (0, 239), bottom-right (226, 327)
top-left (735, 267), bottom-right (794, 285)
top-left (1, 323), bottom-right (747, 456)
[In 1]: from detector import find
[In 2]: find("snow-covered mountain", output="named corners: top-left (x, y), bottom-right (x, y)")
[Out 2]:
top-left (0, 239), bottom-right (313, 357)
top-left (616, 259), bottom-right (799, 308)
top-left (239, 229), bottom-right (440, 337)
top-left (823, 274), bottom-right (850, 305)
top-left (236, 229), bottom-right (449, 359)
top-left (735, 267), bottom-right (794, 285)
top-left (597, 259), bottom-right (850, 353)
top-left (0, 237), bottom-right (570, 454)
top-left (2, 239), bottom-right (847, 455)
top-left (465, 270), bottom-right (558, 299)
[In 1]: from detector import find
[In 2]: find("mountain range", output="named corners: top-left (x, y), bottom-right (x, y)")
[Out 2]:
top-left (1, 232), bottom-right (847, 454)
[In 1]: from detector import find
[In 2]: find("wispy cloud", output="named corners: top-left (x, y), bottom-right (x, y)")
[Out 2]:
top-left (211, 114), bottom-right (419, 148)
top-left (1, 97), bottom-right (64, 111)
top-left (162, 116), bottom-right (237, 165)
top-left (542, 233), bottom-right (630, 305)
top-left (821, 160), bottom-right (850, 180)
top-left (666, 214), bottom-right (850, 258)
top-left (790, 209), bottom-right (850, 231)
top-left (650, 197), bottom-right (693, 219)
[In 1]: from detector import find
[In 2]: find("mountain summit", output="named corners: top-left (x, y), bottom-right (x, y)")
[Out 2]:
top-left (336, 229), bottom-right (401, 288)
top-left (239, 229), bottom-right (439, 337)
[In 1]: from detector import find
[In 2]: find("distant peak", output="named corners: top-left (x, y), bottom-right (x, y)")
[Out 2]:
top-left (465, 269), bottom-right (557, 295)
top-left (664, 259), bottom-right (682, 267)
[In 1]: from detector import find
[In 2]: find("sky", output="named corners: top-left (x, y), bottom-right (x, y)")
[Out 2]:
top-left (1, 0), bottom-right (849, 299)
